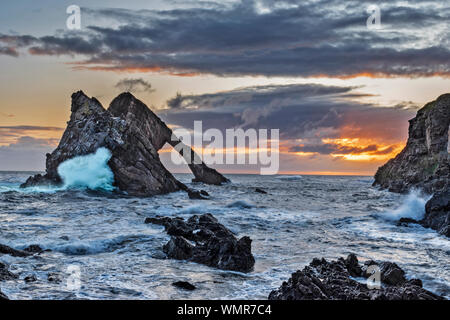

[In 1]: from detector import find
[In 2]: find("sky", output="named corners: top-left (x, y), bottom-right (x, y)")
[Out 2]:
top-left (0, 0), bottom-right (449, 174)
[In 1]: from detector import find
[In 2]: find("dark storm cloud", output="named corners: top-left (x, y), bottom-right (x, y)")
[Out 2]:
top-left (159, 83), bottom-right (418, 143)
top-left (0, 0), bottom-right (448, 77)
top-left (115, 78), bottom-right (155, 93)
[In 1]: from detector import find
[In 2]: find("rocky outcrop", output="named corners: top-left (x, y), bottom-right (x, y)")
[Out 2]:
top-left (422, 190), bottom-right (450, 237)
top-left (268, 254), bottom-right (444, 300)
top-left (373, 94), bottom-right (449, 194)
top-left (21, 91), bottom-right (228, 196)
top-left (0, 244), bottom-right (45, 257)
top-left (373, 94), bottom-right (449, 236)
top-left (145, 213), bottom-right (255, 272)
top-left (172, 281), bottom-right (197, 291)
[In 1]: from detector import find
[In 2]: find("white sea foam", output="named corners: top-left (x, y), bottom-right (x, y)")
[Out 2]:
top-left (57, 147), bottom-right (115, 191)
top-left (50, 234), bottom-right (148, 255)
top-left (379, 190), bottom-right (431, 221)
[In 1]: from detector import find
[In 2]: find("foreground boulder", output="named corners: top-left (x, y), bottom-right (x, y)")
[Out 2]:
top-left (145, 213), bottom-right (255, 272)
top-left (373, 93), bottom-right (449, 194)
top-left (268, 254), bottom-right (443, 300)
top-left (21, 91), bottom-right (228, 196)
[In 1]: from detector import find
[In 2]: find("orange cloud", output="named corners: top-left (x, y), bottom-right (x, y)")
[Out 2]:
top-left (0, 126), bottom-right (63, 146)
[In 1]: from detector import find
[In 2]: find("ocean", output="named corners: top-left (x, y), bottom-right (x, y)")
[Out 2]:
top-left (0, 172), bottom-right (449, 299)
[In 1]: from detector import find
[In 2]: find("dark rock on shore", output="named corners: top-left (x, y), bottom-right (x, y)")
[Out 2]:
top-left (23, 244), bottom-right (44, 254)
top-left (0, 262), bottom-right (17, 281)
top-left (0, 244), bottom-right (31, 257)
top-left (21, 91), bottom-right (228, 196)
top-left (145, 213), bottom-right (255, 272)
top-left (172, 281), bottom-right (196, 291)
top-left (24, 274), bottom-right (37, 283)
top-left (268, 254), bottom-right (443, 300)
top-left (373, 93), bottom-right (449, 194)
top-left (188, 189), bottom-right (209, 200)
top-left (394, 190), bottom-right (449, 236)
top-left (47, 273), bottom-right (62, 283)
top-left (422, 190), bottom-right (450, 237)
top-left (0, 244), bottom-right (45, 257)
top-left (396, 217), bottom-right (420, 227)
top-left (255, 188), bottom-right (267, 194)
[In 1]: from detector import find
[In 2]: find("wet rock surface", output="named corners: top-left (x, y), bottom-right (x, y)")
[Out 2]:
top-left (145, 213), bottom-right (255, 272)
top-left (21, 91), bottom-right (228, 196)
top-left (422, 190), bottom-right (450, 237)
top-left (172, 281), bottom-right (196, 291)
top-left (187, 189), bottom-right (210, 200)
top-left (0, 244), bottom-right (31, 257)
top-left (268, 254), bottom-right (444, 300)
top-left (373, 93), bottom-right (449, 194)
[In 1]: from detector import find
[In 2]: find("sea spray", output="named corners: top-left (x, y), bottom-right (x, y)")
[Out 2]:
top-left (57, 147), bottom-right (115, 191)
top-left (379, 190), bottom-right (431, 221)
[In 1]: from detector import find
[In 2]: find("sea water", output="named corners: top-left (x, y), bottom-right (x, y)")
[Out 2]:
top-left (0, 172), bottom-right (448, 299)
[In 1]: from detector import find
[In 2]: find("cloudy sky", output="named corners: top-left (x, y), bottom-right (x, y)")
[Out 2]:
top-left (0, 0), bottom-right (449, 174)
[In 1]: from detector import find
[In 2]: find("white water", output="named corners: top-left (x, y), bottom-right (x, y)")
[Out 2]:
top-left (57, 148), bottom-right (115, 191)
top-left (378, 190), bottom-right (430, 221)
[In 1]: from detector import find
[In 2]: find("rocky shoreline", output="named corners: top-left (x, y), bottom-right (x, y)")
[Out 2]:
top-left (2, 215), bottom-right (446, 300)
top-left (268, 254), bottom-right (444, 300)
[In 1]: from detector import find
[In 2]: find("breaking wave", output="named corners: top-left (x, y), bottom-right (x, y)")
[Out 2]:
top-left (379, 190), bottom-right (431, 221)
top-left (57, 148), bottom-right (115, 191)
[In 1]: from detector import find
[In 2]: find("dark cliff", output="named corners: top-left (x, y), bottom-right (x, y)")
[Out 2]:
top-left (21, 91), bottom-right (229, 196)
top-left (373, 93), bottom-right (449, 237)
top-left (373, 93), bottom-right (449, 194)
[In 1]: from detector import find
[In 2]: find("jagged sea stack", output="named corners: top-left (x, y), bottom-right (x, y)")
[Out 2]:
top-left (373, 94), bottom-right (449, 194)
top-left (21, 91), bottom-right (229, 196)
